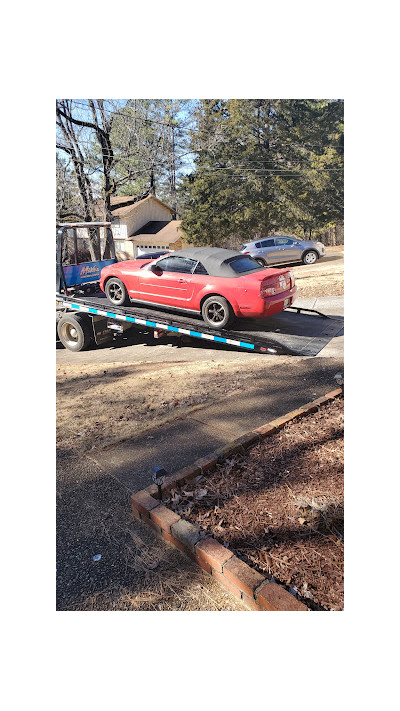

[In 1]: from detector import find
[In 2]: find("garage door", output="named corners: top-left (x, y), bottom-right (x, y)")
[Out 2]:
top-left (136, 244), bottom-right (166, 256)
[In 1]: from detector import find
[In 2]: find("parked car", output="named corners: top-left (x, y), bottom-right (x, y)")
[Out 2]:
top-left (241, 236), bottom-right (325, 266)
top-left (135, 251), bottom-right (170, 260)
top-left (100, 247), bottom-right (297, 329)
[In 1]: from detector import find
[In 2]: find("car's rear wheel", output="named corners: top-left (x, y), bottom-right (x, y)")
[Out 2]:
top-left (201, 296), bottom-right (235, 329)
top-left (255, 258), bottom-right (267, 267)
top-left (302, 250), bottom-right (318, 265)
top-left (105, 277), bottom-right (130, 306)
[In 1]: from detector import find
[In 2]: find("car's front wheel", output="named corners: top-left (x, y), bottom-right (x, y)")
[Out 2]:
top-left (302, 250), bottom-right (319, 265)
top-left (201, 296), bottom-right (235, 329)
top-left (105, 277), bottom-right (130, 306)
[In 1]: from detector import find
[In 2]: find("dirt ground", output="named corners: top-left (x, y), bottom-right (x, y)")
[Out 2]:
top-left (168, 398), bottom-right (344, 611)
top-left (291, 246), bottom-right (344, 298)
top-left (57, 358), bottom-right (289, 453)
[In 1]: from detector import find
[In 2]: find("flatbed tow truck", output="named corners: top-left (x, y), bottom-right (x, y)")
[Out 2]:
top-left (56, 222), bottom-right (340, 357)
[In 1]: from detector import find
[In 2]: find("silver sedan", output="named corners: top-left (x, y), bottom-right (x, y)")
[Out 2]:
top-left (241, 236), bottom-right (325, 266)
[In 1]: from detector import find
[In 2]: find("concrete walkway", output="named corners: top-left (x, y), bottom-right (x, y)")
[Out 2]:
top-left (87, 354), bottom-right (343, 493)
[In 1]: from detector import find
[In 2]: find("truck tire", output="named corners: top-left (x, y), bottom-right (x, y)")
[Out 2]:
top-left (201, 295), bottom-right (235, 329)
top-left (57, 313), bottom-right (94, 352)
top-left (105, 277), bottom-right (130, 306)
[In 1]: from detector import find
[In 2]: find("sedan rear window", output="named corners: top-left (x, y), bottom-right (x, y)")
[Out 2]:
top-left (228, 256), bottom-right (262, 273)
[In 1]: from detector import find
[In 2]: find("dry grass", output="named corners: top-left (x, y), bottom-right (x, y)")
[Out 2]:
top-left (56, 359), bottom-right (288, 453)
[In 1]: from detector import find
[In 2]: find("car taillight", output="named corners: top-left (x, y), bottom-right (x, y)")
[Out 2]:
top-left (260, 282), bottom-right (276, 298)
top-left (242, 251), bottom-right (249, 254)
top-left (261, 272), bottom-right (294, 298)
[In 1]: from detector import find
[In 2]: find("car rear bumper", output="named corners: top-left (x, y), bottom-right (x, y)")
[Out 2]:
top-left (237, 286), bottom-right (297, 318)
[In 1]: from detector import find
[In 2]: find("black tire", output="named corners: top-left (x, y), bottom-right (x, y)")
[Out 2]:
top-left (255, 258), bottom-right (267, 267)
top-left (302, 249), bottom-right (318, 265)
top-left (201, 295), bottom-right (235, 329)
top-left (57, 313), bottom-right (94, 352)
top-left (105, 277), bottom-right (130, 306)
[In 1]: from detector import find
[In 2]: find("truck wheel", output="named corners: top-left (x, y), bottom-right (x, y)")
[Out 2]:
top-left (57, 313), bottom-right (94, 352)
top-left (201, 296), bottom-right (234, 329)
top-left (302, 249), bottom-right (318, 265)
top-left (105, 277), bottom-right (130, 306)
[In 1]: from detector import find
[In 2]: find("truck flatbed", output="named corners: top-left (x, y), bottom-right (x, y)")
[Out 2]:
top-left (56, 292), bottom-right (343, 356)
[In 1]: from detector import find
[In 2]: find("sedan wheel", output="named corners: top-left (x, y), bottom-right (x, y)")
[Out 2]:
top-left (201, 296), bottom-right (234, 329)
top-left (302, 250), bottom-right (318, 265)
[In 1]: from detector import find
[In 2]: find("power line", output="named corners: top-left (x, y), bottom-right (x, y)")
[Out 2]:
top-left (59, 100), bottom-right (343, 149)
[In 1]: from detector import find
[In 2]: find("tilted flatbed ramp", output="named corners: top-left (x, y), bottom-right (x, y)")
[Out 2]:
top-left (56, 292), bottom-right (343, 356)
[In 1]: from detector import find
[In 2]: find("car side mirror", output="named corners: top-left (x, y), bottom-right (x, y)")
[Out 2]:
top-left (151, 263), bottom-right (163, 273)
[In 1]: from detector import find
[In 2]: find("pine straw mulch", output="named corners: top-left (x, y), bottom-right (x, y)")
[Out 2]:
top-left (163, 398), bottom-right (344, 611)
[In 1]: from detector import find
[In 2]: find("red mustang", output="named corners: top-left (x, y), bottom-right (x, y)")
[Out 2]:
top-left (100, 247), bottom-right (297, 329)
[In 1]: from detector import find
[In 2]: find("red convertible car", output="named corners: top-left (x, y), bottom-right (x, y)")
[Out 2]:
top-left (100, 247), bottom-right (297, 329)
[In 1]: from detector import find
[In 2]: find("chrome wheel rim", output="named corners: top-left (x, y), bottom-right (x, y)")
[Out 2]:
top-left (61, 322), bottom-right (79, 347)
top-left (108, 281), bottom-right (123, 301)
top-left (206, 302), bottom-right (226, 324)
top-left (305, 252), bottom-right (317, 264)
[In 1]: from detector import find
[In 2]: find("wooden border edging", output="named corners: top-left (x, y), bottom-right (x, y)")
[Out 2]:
top-left (131, 388), bottom-right (343, 611)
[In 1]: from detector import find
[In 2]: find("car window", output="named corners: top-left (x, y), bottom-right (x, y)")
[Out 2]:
top-left (275, 238), bottom-right (293, 246)
top-left (228, 256), bottom-right (262, 273)
top-left (193, 261), bottom-right (208, 275)
top-left (255, 242), bottom-right (261, 248)
top-left (260, 239), bottom-right (275, 248)
top-left (155, 256), bottom-right (197, 273)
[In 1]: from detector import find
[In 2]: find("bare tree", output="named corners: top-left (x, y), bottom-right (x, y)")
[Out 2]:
top-left (56, 100), bottom-right (96, 221)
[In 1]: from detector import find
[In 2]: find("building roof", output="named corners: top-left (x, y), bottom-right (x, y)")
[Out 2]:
top-left (111, 194), bottom-right (174, 218)
top-left (128, 220), bottom-right (183, 245)
top-left (131, 221), bottom-right (171, 236)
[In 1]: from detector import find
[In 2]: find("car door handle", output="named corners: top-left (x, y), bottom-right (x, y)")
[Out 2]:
top-left (178, 278), bottom-right (189, 283)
